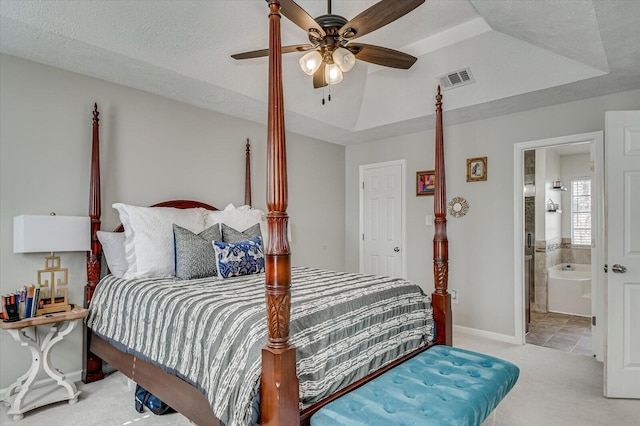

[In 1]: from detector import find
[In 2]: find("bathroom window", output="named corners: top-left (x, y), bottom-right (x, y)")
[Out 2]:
top-left (571, 178), bottom-right (591, 245)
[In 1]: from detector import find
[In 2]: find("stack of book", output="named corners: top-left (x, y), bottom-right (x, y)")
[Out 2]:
top-left (1, 285), bottom-right (42, 322)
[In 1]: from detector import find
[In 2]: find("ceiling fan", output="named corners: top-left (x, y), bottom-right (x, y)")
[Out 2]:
top-left (231, 0), bottom-right (425, 88)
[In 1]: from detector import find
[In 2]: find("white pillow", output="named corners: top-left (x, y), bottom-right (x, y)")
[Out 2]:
top-left (202, 204), bottom-right (267, 244)
top-left (96, 231), bottom-right (128, 278)
top-left (113, 203), bottom-right (205, 278)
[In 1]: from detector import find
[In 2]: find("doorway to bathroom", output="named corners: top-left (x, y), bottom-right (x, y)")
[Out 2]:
top-left (513, 132), bottom-right (605, 361)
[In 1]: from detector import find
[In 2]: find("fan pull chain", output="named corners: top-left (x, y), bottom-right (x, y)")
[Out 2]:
top-left (321, 87), bottom-right (332, 106)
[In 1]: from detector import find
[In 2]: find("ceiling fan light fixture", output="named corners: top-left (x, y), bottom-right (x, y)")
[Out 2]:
top-left (333, 47), bottom-right (355, 72)
top-left (325, 63), bottom-right (343, 85)
top-left (299, 51), bottom-right (323, 76)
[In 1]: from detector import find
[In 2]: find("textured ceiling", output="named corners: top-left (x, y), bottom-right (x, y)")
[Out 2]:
top-left (1, 0), bottom-right (639, 145)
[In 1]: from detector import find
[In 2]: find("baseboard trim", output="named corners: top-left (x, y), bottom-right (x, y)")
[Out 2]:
top-left (454, 325), bottom-right (522, 345)
top-left (0, 369), bottom-right (83, 395)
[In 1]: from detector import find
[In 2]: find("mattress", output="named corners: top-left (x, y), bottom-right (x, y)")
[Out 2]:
top-left (87, 266), bottom-right (434, 426)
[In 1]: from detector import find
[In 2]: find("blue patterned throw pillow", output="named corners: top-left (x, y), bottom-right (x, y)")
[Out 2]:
top-left (212, 236), bottom-right (265, 279)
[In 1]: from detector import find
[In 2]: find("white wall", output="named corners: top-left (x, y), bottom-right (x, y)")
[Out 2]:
top-left (0, 54), bottom-right (345, 388)
top-left (561, 153), bottom-right (591, 239)
top-left (545, 149), bottom-right (562, 241)
top-left (535, 149), bottom-right (546, 241)
top-left (345, 88), bottom-right (640, 338)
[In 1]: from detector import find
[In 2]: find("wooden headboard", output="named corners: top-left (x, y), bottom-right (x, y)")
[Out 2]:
top-left (82, 103), bottom-right (253, 383)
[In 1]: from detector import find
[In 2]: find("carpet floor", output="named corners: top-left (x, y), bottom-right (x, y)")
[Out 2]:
top-left (2, 330), bottom-right (638, 425)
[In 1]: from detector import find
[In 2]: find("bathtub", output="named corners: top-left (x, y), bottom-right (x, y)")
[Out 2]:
top-left (548, 263), bottom-right (591, 317)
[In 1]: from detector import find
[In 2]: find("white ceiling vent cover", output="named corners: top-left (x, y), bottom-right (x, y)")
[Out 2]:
top-left (437, 67), bottom-right (475, 90)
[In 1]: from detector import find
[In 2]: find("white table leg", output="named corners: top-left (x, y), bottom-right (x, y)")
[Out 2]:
top-left (2, 364), bottom-right (32, 403)
top-left (5, 328), bottom-right (42, 421)
top-left (41, 321), bottom-right (79, 403)
top-left (4, 320), bottom-right (81, 421)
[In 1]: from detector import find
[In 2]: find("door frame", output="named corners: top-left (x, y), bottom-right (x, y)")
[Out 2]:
top-left (359, 160), bottom-right (407, 278)
top-left (513, 131), bottom-right (604, 359)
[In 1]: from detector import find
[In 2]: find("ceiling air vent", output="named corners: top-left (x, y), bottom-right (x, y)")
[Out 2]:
top-left (437, 67), bottom-right (475, 90)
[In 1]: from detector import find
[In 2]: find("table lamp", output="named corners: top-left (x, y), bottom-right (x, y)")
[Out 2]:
top-left (13, 213), bottom-right (90, 315)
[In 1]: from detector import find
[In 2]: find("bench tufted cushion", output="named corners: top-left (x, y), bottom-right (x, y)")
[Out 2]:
top-left (311, 345), bottom-right (519, 426)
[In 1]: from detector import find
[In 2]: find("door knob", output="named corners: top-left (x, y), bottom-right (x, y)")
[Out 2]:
top-left (611, 264), bottom-right (627, 273)
top-left (394, 247), bottom-right (400, 252)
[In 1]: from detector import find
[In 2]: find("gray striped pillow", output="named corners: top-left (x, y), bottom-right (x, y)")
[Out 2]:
top-left (173, 223), bottom-right (222, 280)
top-left (221, 223), bottom-right (262, 243)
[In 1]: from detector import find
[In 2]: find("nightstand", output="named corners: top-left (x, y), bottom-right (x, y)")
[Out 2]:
top-left (1, 305), bottom-right (88, 421)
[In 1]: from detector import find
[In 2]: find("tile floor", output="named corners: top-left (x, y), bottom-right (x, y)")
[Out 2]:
top-left (526, 311), bottom-right (593, 356)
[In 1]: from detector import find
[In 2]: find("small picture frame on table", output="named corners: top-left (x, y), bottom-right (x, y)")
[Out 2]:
top-left (416, 170), bottom-right (436, 196)
top-left (466, 157), bottom-right (487, 182)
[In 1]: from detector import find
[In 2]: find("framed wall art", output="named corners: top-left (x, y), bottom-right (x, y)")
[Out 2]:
top-left (416, 170), bottom-right (436, 196)
top-left (466, 157), bottom-right (487, 182)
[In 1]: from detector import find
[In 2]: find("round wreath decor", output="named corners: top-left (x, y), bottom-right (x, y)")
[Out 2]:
top-left (448, 197), bottom-right (469, 218)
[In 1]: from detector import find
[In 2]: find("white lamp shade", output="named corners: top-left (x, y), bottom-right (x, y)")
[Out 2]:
top-left (332, 47), bottom-right (355, 72)
top-left (299, 51), bottom-right (323, 76)
top-left (325, 63), bottom-right (343, 85)
top-left (14, 215), bottom-right (90, 253)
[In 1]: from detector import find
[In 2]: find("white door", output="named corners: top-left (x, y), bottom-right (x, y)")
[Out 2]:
top-left (360, 161), bottom-right (404, 278)
top-left (605, 111), bottom-right (640, 398)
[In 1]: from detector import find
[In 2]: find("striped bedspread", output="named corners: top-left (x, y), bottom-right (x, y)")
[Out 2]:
top-left (87, 266), bottom-right (434, 426)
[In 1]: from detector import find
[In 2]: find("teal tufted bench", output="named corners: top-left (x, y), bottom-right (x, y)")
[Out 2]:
top-left (310, 345), bottom-right (519, 426)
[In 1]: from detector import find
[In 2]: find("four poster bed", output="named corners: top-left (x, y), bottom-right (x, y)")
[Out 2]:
top-left (82, 1), bottom-right (453, 425)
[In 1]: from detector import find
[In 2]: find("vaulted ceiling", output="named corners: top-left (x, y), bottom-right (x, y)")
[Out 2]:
top-left (1, 0), bottom-right (639, 145)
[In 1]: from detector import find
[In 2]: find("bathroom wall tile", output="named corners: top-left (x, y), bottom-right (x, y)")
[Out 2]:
top-left (534, 287), bottom-right (547, 312)
top-left (575, 248), bottom-right (591, 264)
top-left (535, 252), bottom-right (546, 274)
top-left (546, 238), bottom-right (562, 253)
top-left (525, 198), bottom-right (535, 229)
top-left (534, 253), bottom-right (547, 312)
top-left (560, 247), bottom-right (592, 265)
top-left (524, 150), bottom-right (536, 175)
top-left (548, 249), bottom-right (562, 268)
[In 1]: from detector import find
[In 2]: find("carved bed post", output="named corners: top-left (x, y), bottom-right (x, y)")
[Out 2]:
top-left (245, 138), bottom-right (252, 207)
top-left (83, 103), bottom-right (105, 383)
top-left (432, 87), bottom-right (453, 346)
top-left (261, 1), bottom-right (300, 425)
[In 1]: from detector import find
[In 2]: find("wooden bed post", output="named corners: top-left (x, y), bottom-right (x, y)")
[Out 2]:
top-left (432, 87), bottom-right (453, 346)
top-left (261, 1), bottom-right (300, 425)
top-left (83, 103), bottom-right (105, 383)
top-left (245, 138), bottom-right (252, 207)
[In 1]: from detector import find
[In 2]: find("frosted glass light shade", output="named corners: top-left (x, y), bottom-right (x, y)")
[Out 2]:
top-left (299, 51), bottom-right (323, 75)
top-left (333, 47), bottom-right (355, 72)
top-left (325, 63), bottom-right (343, 85)
top-left (14, 215), bottom-right (90, 253)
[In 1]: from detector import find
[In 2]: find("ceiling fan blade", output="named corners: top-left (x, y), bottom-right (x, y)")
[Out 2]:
top-left (339, 0), bottom-right (424, 40)
top-left (313, 62), bottom-right (328, 88)
top-left (231, 44), bottom-right (316, 60)
top-left (348, 43), bottom-right (417, 69)
top-left (280, 0), bottom-right (326, 38)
